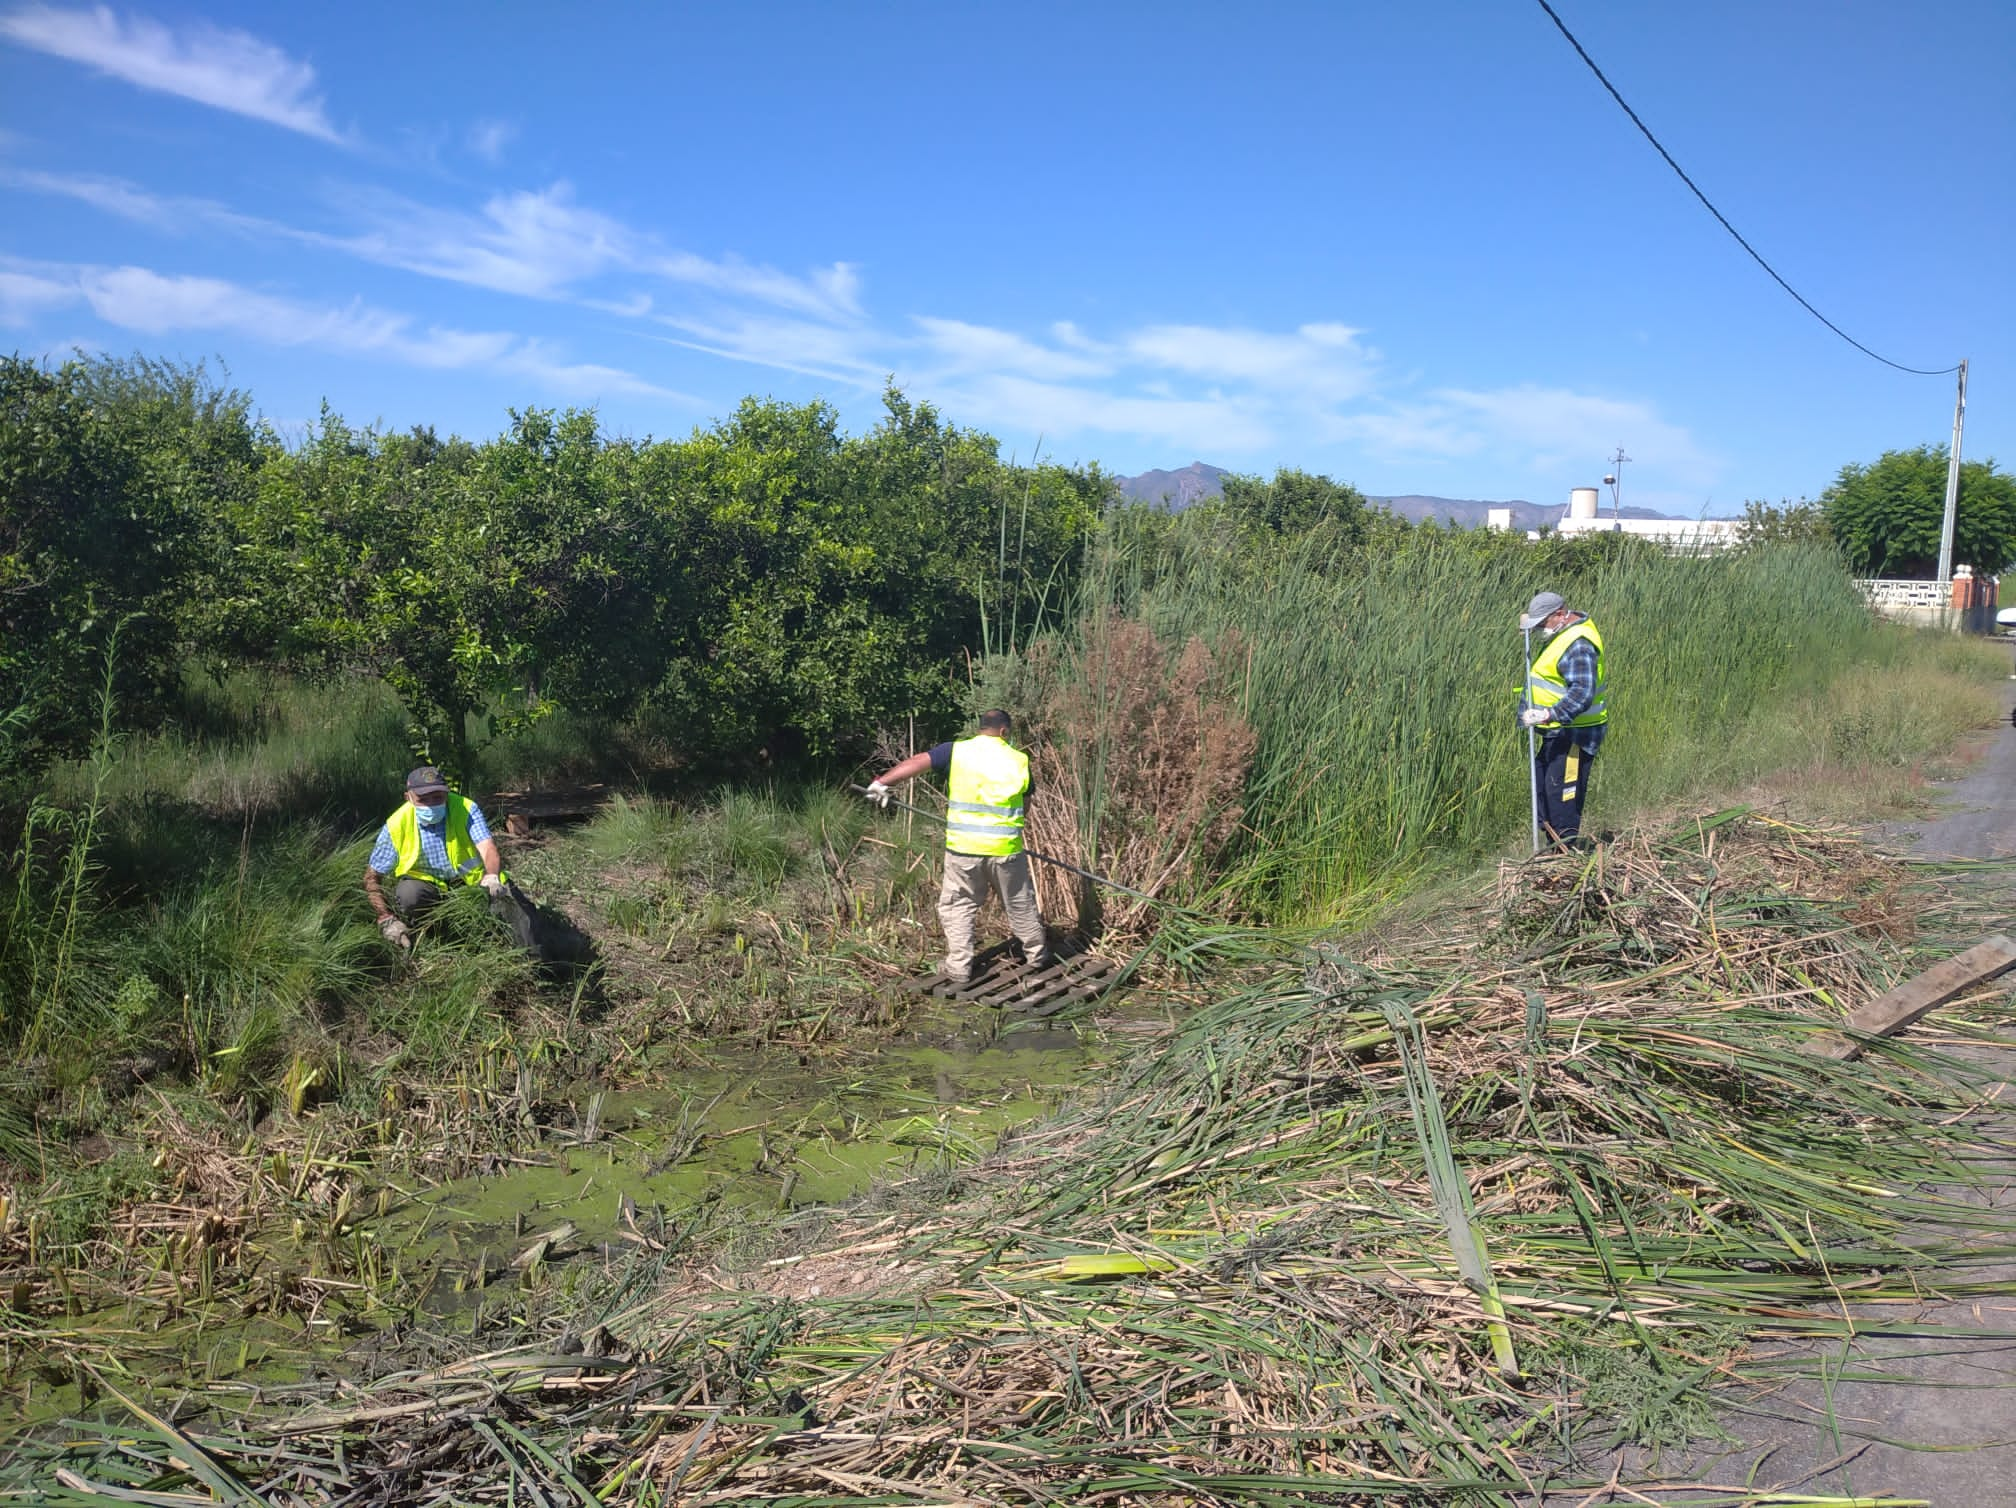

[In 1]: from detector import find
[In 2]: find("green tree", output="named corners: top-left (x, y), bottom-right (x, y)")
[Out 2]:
top-left (649, 389), bottom-right (1102, 762)
top-left (1217, 467), bottom-right (1372, 542)
top-left (0, 354), bottom-right (256, 776)
top-left (1737, 498), bottom-right (1832, 550)
top-left (1820, 445), bottom-right (2016, 577)
top-left (223, 408), bottom-right (680, 777)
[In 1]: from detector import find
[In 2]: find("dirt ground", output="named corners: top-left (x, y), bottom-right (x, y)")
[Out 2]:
top-left (1548, 687), bottom-right (2016, 1506)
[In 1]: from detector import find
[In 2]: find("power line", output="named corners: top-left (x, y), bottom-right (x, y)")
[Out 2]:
top-left (1533, 0), bottom-right (1960, 378)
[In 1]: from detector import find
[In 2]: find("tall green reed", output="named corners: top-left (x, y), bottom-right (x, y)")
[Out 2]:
top-left (1012, 525), bottom-right (1950, 922)
top-left (3, 627), bottom-right (124, 1053)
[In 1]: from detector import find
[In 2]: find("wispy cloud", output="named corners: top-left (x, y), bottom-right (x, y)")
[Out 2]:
top-left (649, 253), bottom-right (861, 320)
top-left (4, 255), bottom-right (694, 403)
top-left (1328, 384), bottom-right (1716, 485)
top-left (0, 165), bottom-right (283, 239)
top-left (1125, 322), bottom-right (1376, 403)
top-left (324, 181), bottom-right (865, 321)
top-left (330, 183), bottom-right (631, 297)
top-left (913, 316), bottom-right (1113, 381)
top-left (930, 372), bottom-right (1277, 452)
top-left (467, 117), bottom-right (515, 164)
top-left (0, 152), bottom-right (1710, 476)
top-left (0, 4), bottom-right (345, 142)
top-left (647, 310), bottom-right (886, 385)
top-left (1434, 384), bottom-right (1715, 478)
top-left (0, 265), bottom-right (76, 325)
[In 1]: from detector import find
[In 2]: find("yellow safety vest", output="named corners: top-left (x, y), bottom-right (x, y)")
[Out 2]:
top-left (1527, 619), bottom-right (1608, 728)
top-left (945, 737), bottom-right (1029, 857)
top-left (386, 793), bottom-right (489, 888)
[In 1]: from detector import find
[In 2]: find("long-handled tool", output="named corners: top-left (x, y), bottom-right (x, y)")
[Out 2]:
top-left (1522, 624), bottom-right (1542, 855)
top-left (849, 784), bottom-right (1166, 907)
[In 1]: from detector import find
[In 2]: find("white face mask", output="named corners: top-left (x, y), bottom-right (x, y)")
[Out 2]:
top-left (415, 799), bottom-right (448, 827)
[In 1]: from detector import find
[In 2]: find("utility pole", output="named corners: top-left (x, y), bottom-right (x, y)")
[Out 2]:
top-left (1936, 359), bottom-right (1970, 582)
top-left (1603, 448), bottom-right (1631, 526)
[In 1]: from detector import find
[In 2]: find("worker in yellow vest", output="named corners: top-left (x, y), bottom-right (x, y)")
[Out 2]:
top-left (1518, 591), bottom-right (1608, 848)
top-left (364, 766), bottom-right (537, 952)
top-left (865, 709), bottom-right (1052, 985)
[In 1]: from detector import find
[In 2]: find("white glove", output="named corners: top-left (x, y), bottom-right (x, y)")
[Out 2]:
top-left (864, 780), bottom-right (893, 809)
top-left (1519, 707), bottom-right (1550, 728)
top-left (378, 915), bottom-right (412, 949)
top-left (480, 873), bottom-right (505, 895)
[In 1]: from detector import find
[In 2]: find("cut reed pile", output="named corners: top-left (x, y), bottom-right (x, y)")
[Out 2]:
top-left (11, 812), bottom-right (2015, 1505)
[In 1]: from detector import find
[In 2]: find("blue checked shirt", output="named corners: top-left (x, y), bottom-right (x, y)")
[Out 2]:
top-left (1549, 635), bottom-right (1607, 755)
top-left (368, 800), bottom-right (494, 880)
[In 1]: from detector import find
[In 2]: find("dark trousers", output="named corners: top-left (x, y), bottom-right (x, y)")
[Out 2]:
top-left (1534, 729), bottom-right (1596, 846)
top-left (393, 876), bottom-right (543, 955)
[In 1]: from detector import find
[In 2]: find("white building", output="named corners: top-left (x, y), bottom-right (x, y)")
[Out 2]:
top-left (1552, 487), bottom-right (1740, 550)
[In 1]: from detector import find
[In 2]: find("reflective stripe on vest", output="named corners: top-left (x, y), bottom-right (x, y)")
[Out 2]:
top-left (1526, 619), bottom-right (1608, 728)
top-left (945, 737), bottom-right (1029, 857)
top-left (387, 792), bottom-right (486, 887)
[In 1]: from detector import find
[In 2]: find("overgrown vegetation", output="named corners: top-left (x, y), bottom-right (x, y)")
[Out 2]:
top-left (16, 813), bottom-right (2015, 1503)
top-left (4, 349), bottom-right (2013, 1502)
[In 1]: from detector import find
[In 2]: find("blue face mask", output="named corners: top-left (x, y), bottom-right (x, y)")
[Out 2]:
top-left (415, 800), bottom-right (447, 827)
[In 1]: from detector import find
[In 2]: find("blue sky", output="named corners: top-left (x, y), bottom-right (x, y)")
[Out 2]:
top-left (1, 1), bottom-right (2009, 515)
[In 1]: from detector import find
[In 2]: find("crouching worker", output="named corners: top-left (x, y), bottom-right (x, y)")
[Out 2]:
top-left (865, 709), bottom-right (1051, 986)
top-left (364, 766), bottom-right (540, 954)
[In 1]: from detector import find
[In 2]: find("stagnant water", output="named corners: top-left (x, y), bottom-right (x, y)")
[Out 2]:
top-left (14, 1000), bottom-right (1158, 1423)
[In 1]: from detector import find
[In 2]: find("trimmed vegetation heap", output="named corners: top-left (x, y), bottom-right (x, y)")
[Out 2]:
top-left (18, 810), bottom-right (2013, 1504)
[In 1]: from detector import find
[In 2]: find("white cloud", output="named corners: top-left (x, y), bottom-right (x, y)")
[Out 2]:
top-left (322, 182), bottom-right (864, 321)
top-left (1123, 322), bottom-right (1376, 402)
top-left (0, 165), bottom-right (282, 239)
top-left (4, 255), bottom-right (693, 403)
top-left (912, 316), bottom-right (1112, 381)
top-left (930, 373), bottom-right (1276, 452)
top-left (0, 266), bottom-right (76, 325)
top-left (649, 251), bottom-right (861, 320)
top-left (0, 4), bottom-right (344, 142)
top-left (467, 117), bottom-right (515, 164)
top-left (1434, 384), bottom-right (1715, 478)
top-left (646, 304), bottom-right (892, 385)
top-left (331, 182), bottom-right (631, 298)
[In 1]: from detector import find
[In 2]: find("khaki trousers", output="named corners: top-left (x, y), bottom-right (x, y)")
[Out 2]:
top-left (938, 850), bottom-right (1049, 978)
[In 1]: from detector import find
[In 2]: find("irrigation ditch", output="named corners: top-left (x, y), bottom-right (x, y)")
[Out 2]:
top-left (6, 798), bottom-right (2014, 1505)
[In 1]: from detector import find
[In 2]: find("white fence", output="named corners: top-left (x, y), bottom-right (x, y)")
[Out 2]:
top-left (1855, 576), bottom-right (1999, 633)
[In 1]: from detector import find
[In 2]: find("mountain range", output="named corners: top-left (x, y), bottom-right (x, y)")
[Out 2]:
top-left (1113, 461), bottom-right (1675, 530)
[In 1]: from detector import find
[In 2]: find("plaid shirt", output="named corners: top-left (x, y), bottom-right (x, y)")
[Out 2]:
top-left (1549, 634), bottom-right (1607, 754)
top-left (368, 799), bottom-right (493, 879)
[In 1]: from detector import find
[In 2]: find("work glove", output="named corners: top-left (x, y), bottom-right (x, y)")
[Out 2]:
top-left (1519, 707), bottom-right (1551, 728)
top-left (480, 873), bottom-right (506, 896)
top-left (378, 914), bottom-right (413, 950)
top-left (864, 780), bottom-right (893, 809)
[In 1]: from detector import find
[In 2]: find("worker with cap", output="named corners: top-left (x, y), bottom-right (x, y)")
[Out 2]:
top-left (1518, 591), bottom-right (1608, 848)
top-left (364, 766), bottom-right (537, 952)
top-left (863, 709), bottom-right (1051, 985)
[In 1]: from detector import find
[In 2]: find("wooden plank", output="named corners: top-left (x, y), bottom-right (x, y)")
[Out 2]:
top-left (1808, 934), bottom-right (2016, 1060)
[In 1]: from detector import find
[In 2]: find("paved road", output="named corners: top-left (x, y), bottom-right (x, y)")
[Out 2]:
top-left (1549, 692), bottom-right (2016, 1506)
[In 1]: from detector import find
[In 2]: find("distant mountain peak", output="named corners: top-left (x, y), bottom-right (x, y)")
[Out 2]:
top-left (1114, 462), bottom-right (1228, 508)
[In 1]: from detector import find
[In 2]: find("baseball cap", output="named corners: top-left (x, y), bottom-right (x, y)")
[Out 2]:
top-left (405, 766), bottom-right (450, 795)
top-left (1519, 591), bottom-right (1566, 631)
